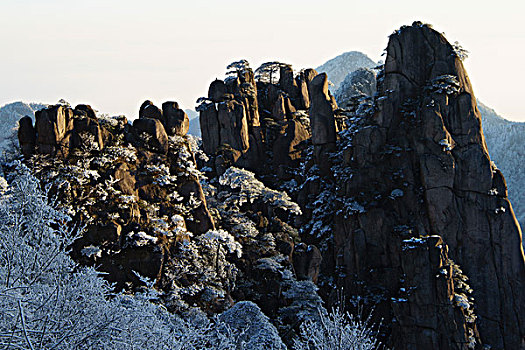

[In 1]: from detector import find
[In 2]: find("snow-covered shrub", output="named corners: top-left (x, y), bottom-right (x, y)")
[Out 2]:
top-left (202, 229), bottom-right (243, 258)
top-left (219, 167), bottom-right (301, 215)
top-left (293, 307), bottom-right (383, 350)
top-left (219, 301), bottom-right (287, 350)
top-left (425, 75), bottom-right (460, 95)
top-left (0, 163), bottom-right (281, 349)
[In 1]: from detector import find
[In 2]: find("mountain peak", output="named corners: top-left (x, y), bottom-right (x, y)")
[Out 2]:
top-left (315, 51), bottom-right (376, 90)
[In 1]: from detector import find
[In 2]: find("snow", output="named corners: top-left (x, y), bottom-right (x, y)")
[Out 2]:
top-left (390, 189), bottom-right (404, 198)
top-left (219, 167), bottom-right (301, 215)
top-left (127, 231), bottom-right (158, 246)
top-left (202, 229), bottom-right (242, 258)
top-left (81, 245), bottom-right (102, 259)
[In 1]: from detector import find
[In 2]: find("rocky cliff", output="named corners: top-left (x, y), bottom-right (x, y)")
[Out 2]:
top-left (304, 22), bottom-right (524, 349)
top-left (11, 22), bottom-right (525, 350)
top-left (13, 99), bottom-right (327, 347)
top-left (197, 22), bottom-right (525, 349)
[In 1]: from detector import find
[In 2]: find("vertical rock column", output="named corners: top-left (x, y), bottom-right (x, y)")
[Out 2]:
top-left (308, 73), bottom-right (337, 174)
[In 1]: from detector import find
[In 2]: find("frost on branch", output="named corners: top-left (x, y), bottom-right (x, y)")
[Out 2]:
top-left (202, 229), bottom-right (243, 258)
top-left (0, 163), bottom-right (285, 349)
top-left (219, 167), bottom-right (301, 215)
top-left (293, 307), bottom-right (383, 350)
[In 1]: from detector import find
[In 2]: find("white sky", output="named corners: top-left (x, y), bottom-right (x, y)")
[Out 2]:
top-left (0, 0), bottom-right (524, 121)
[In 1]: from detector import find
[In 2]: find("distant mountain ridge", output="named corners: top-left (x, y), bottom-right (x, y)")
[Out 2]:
top-left (185, 108), bottom-right (201, 137)
top-left (477, 102), bottom-right (525, 227)
top-left (315, 51), bottom-right (377, 90)
top-left (0, 101), bottom-right (46, 155)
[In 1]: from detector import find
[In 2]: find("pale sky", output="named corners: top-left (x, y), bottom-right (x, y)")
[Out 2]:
top-left (1, 0), bottom-right (524, 121)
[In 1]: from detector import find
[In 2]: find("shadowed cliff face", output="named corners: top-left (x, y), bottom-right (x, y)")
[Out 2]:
top-left (382, 23), bottom-right (524, 348)
top-left (325, 22), bottom-right (525, 349)
top-left (194, 22), bottom-right (525, 349)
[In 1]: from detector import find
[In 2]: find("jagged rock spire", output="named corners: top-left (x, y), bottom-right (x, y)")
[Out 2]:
top-left (327, 22), bottom-right (525, 349)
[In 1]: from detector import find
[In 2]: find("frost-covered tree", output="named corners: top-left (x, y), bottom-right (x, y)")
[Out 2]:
top-left (0, 162), bottom-right (282, 349)
top-left (293, 307), bottom-right (383, 350)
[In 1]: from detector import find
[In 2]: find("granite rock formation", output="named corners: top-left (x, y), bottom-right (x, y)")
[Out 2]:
top-left (195, 22), bottom-right (525, 350)
top-left (198, 61), bottom-right (341, 178)
top-left (293, 22), bottom-right (525, 350)
top-left (16, 100), bottom-right (325, 347)
top-left (12, 21), bottom-right (525, 350)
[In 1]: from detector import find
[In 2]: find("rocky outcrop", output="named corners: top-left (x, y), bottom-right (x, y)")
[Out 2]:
top-left (199, 102), bottom-right (220, 154)
top-left (13, 22), bottom-right (524, 350)
top-left (162, 101), bottom-right (189, 136)
top-left (17, 99), bottom-right (322, 342)
top-left (19, 101), bottom-right (215, 289)
top-left (392, 236), bottom-right (480, 349)
top-left (18, 115), bottom-right (36, 157)
top-left (308, 73), bottom-right (336, 146)
top-left (272, 119), bottom-right (310, 168)
top-left (132, 117), bottom-right (169, 154)
top-left (139, 101), bottom-right (162, 120)
top-left (208, 79), bottom-right (227, 102)
top-left (199, 62), bottom-right (320, 178)
top-left (295, 22), bottom-right (525, 349)
top-left (34, 104), bottom-right (75, 156)
top-left (217, 100), bottom-right (250, 152)
top-left (378, 23), bottom-right (524, 349)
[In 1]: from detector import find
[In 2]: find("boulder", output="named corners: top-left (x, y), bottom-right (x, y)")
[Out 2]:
top-left (208, 79), bottom-right (227, 102)
top-left (139, 101), bottom-right (162, 120)
top-left (113, 162), bottom-right (138, 196)
top-left (34, 105), bottom-right (75, 156)
top-left (139, 100), bottom-right (153, 117)
top-left (72, 108), bottom-right (105, 150)
top-left (162, 101), bottom-right (189, 136)
top-left (178, 177), bottom-right (216, 234)
top-left (132, 118), bottom-right (169, 154)
top-left (74, 104), bottom-right (97, 120)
